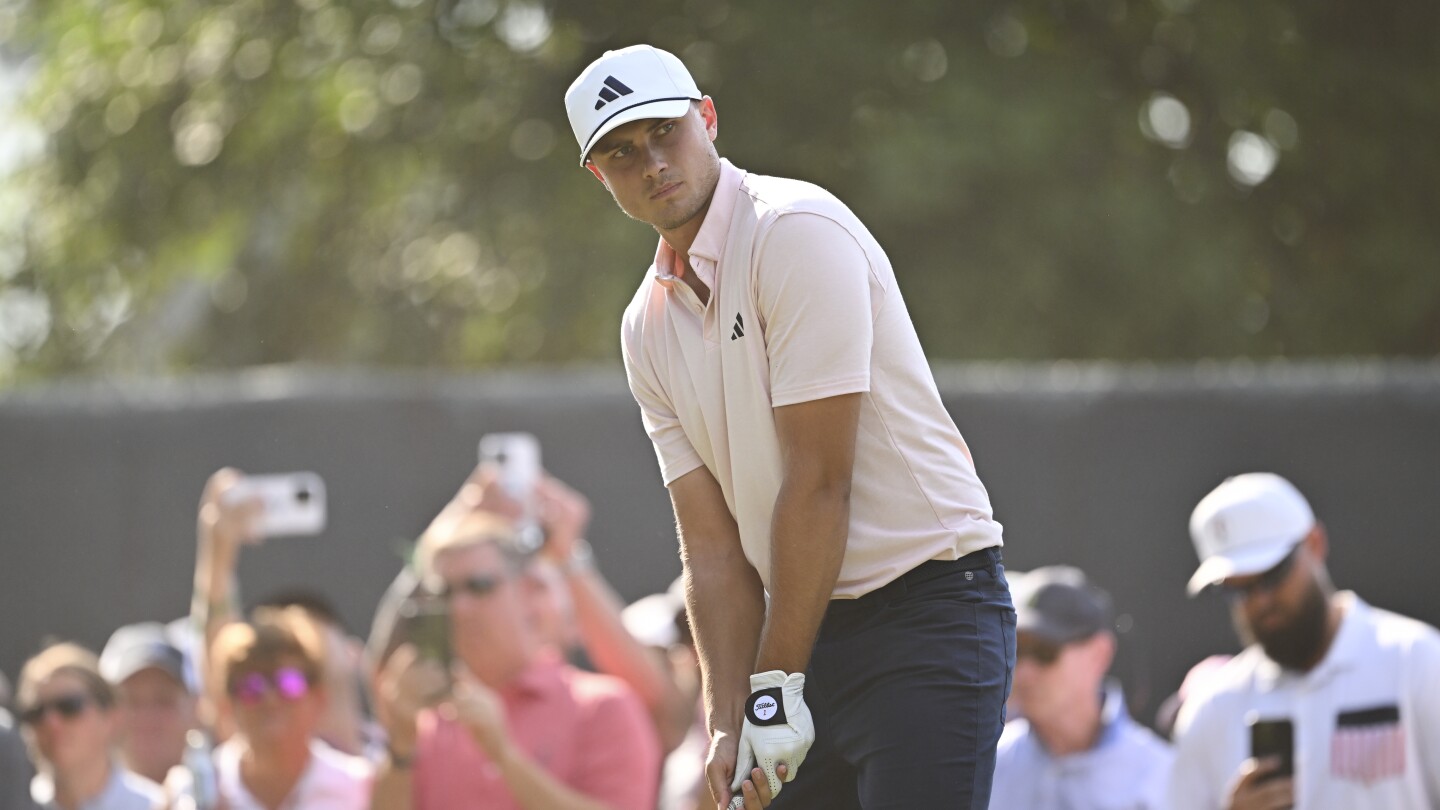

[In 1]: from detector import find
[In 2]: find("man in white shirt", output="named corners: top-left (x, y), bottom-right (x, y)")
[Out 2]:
top-left (1169, 472), bottom-right (1440, 810)
top-left (990, 567), bottom-right (1173, 810)
top-left (565, 45), bottom-right (1013, 810)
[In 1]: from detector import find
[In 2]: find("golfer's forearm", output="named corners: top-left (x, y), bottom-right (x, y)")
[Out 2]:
top-left (755, 479), bottom-right (849, 676)
top-left (684, 549), bottom-right (765, 733)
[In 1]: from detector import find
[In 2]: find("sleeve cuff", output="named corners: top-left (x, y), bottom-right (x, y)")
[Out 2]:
top-left (771, 376), bottom-right (871, 408)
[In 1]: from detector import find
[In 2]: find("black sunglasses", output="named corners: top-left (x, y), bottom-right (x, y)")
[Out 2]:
top-left (434, 573), bottom-right (506, 600)
top-left (20, 693), bottom-right (92, 725)
top-left (1218, 545), bottom-right (1302, 600)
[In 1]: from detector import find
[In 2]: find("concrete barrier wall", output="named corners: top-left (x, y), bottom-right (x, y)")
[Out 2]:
top-left (3, 362), bottom-right (1438, 726)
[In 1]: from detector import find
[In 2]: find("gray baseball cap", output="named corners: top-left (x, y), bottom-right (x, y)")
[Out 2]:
top-left (1012, 566), bottom-right (1113, 644)
top-left (99, 623), bottom-right (189, 690)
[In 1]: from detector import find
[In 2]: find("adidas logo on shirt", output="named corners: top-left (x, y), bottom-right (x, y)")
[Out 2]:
top-left (731, 313), bottom-right (745, 341)
top-left (593, 76), bottom-right (634, 110)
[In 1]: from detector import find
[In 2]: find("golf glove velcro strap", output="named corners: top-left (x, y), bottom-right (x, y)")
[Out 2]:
top-left (728, 670), bottom-right (813, 804)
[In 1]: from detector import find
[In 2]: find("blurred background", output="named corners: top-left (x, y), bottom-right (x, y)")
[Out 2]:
top-left (1, 0), bottom-right (1437, 729)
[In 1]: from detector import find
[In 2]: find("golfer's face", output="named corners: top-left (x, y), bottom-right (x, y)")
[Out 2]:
top-left (587, 100), bottom-right (720, 232)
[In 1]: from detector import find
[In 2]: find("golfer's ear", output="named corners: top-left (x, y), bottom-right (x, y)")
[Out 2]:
top-left (586, 163), bottom-right (607, 187)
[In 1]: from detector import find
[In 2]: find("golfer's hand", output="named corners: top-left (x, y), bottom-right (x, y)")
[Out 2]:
top-left (727, 671), bottom-right (814, 806)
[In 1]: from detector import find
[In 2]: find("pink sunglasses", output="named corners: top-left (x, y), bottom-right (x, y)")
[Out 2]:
top-left (229, 667), bottom-right (310, 706)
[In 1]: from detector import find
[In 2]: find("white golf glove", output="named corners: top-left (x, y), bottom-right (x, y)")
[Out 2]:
top-left (727, 670), bottom-right (814, 808)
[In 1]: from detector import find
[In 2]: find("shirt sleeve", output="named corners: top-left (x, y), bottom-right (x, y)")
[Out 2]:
top-left (622, 326), bottom-right (704, 485)
top-left (1167, 696), bottom-right (1224, 810)
top-left (1409, 627), bottom-right (1440, 801)
top-left (755, 212), bottom-right (879, 408)
top-left (571, 683), bottom-right (663, 810)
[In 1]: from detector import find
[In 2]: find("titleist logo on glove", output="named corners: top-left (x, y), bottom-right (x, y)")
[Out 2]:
top-left (745, 686), bottom-right (787, 726)
top-left (729, 670), bottom-right (815, 809)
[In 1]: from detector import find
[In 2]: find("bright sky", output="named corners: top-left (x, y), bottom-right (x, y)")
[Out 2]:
top-left (0, 56), bottom-right (42, 180)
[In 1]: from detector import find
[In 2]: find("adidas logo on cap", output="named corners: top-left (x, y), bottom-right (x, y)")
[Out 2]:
top-left (594, 76), bottom-right (634, 110)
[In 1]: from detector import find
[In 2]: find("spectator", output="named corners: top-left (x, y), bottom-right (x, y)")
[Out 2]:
top-left (1169, 472), bottom-right (1440, 809)
top-left (369, 467), bottom-right (661, 810)
top-left (98, 623), bottom-right (197, 786)
top-left (990, 567), bottom-right (1173, 809)
top-left (1, 721), bottom-right (40, 810)
top-left (252, 590), bottom-right (378, 759)
top-left (622, 578), bottom-right (708, 810)
top-left (16, 643), bottom-right (163, 810)
top-left (202, 607), bottom-right (372, 808)
top-left (1154, 655), bottom-right (1232, 741)
top-left (524, 475), bottom-right (695, 758)
top-left (190, 468), bottom-right (374, 751)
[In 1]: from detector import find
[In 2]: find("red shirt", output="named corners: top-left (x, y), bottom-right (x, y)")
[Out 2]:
top-left (413, 653), bottom-right (661, 810)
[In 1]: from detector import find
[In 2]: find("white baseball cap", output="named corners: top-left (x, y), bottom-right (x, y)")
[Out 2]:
top-left (1187, 472), bottom-right (1315, 596)
top-left (621, 575), bottom-right (687, 648)
top-left (564, 45), bottom-right (702, 166)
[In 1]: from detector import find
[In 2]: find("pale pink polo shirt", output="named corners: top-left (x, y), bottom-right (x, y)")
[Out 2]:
top-left (412, 653), bottom-right (660, 810)
top-left (621, 158), bottom-right (1003, 599)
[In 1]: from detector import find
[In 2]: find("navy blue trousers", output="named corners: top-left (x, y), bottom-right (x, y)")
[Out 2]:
top-left (770, 547), bottom-right (1016, 810)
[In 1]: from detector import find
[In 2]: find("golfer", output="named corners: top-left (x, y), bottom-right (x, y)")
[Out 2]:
top-left (565, 45), bottom-right (1014, 810)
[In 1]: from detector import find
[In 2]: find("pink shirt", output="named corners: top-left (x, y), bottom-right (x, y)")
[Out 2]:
top-left (412, 654), bottom-right (661, 810)
top-left (623, 159), bottom-right (1002, 598)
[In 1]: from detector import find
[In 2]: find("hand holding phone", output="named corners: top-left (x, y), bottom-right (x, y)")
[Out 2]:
top-left (478, 432), bottom-right (543, 553)
top-left (478, 433), bottom-right (541, 504)
top-left (397, 596), bottom-right (452, 671)
top-left (223, 473), bottom-right (327, 538)
top-left (1247, 714), bottom-right (1294, 782)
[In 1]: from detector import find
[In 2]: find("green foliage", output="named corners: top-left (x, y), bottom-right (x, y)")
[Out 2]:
top-left (1, 0), bottom-right (1436, 382)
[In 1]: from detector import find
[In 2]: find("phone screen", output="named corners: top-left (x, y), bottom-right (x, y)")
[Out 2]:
top-left (1248, 716), bottom-right (1294, 781)
top-left (398, 597), bottom-right (452, 670)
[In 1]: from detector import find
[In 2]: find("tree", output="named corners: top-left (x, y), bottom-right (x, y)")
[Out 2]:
top-left (1, 0), bottom-right (1436, 384)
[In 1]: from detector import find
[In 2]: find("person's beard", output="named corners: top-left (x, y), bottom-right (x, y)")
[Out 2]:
top-left (1238, 581), bottom-right (1332, 671)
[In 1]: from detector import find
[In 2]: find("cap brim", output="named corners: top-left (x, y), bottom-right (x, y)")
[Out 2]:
top-left (579, 97), bottom-right (694, 165)
top-left (1186, 541), bottom-right (1298, 596)
top-left (101, 651), bottom-right (186, 687)
top-left (1014, 613), bottom-right (1079, 645)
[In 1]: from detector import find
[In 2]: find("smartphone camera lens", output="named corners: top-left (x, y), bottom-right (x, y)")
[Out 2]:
top-left (296, 488), bottom-right (311, 503)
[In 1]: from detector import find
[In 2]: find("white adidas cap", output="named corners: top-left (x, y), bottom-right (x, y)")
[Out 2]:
top-left (1187, 472), bottom-right (1315, 596)
top-left (564, 45), bottom-right (702, 166)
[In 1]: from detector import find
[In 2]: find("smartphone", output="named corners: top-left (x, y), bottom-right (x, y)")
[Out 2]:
top-left (225, 473), bottom-right (327, 538)
top-left (478, 432), bottom-right (543, 553)
top-left (1247, 714), bottom-right (1295, 781)
top-left (397, 595), bottom-right (452, 670)
top-left (478, 432), bottom-right (541, 503)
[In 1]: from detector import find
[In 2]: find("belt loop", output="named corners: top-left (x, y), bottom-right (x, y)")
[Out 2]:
top-left (988, 547), bottom-right (1000, 578)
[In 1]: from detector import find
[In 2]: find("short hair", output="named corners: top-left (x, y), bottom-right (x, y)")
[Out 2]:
top-left (209, 607), bottom-right (326, 699)
top-left (413, 509), bottom-right (519, 581)
top-left (251, 589), bottom-right (345, 631)
top-left (17, 642), bottom-right (115, 712)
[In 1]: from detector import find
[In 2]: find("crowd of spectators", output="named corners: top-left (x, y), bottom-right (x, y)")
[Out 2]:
top-left (2, 464), bottom-right (1437, 810)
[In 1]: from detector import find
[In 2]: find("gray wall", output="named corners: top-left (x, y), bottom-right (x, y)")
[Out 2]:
top-left (3, 362), bottom-right (1438, 727)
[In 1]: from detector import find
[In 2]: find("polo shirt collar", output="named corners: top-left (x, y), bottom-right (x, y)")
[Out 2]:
top-left (502, 650), bottom-right (566, 700)
top-left (653, 158), bottom-right (745, 291)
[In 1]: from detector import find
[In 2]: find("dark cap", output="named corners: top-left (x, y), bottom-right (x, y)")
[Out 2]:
top-left (99, 623), bottom-right (189, 691)
top-left (1012, 566), bottom-right (1113, 645)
